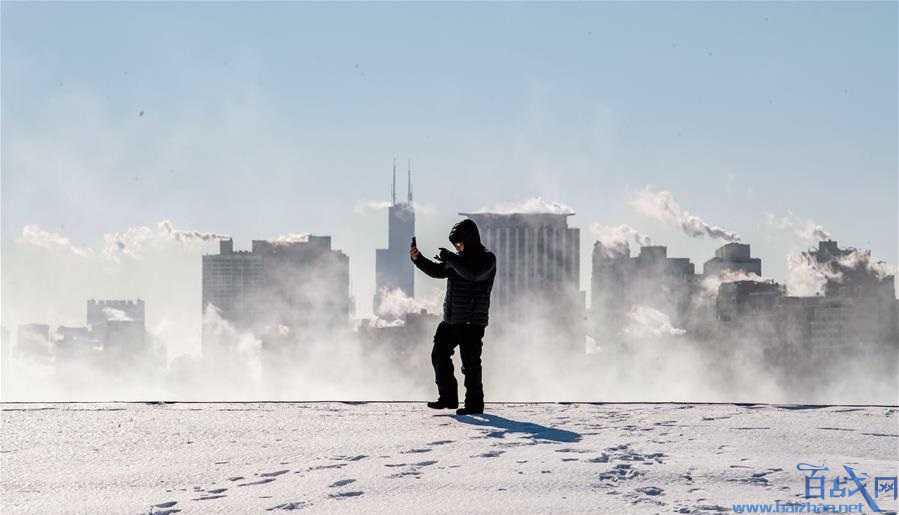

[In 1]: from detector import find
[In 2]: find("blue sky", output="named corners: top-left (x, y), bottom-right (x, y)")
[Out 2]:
top-left (2, 2), bottom-right (896, 324)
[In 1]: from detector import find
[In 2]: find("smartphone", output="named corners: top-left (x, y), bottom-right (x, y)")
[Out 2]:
top-left (411, 236), bottom-right (417, 248)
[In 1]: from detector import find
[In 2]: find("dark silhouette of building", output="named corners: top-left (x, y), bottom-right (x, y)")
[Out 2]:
top-left (53, 300), bottom-right (148, 364)
top-left (201, 239), bottom-right (264, 332)
top-left (716, 280), bottom-right (783, 322)
top-left (591, 243), bottom-right (696, 341)
top-left (781, 241), bottom-right (896, 355)
top-left (86, 299), bottom-right (146, 353)
top-left (374, 159), bottom-right (415, 315)
top-left (703, 243), bottom-right (762, 277)
top-left (460, 211), bottom-right (584, 348)
top-left (202, 236), bottom-right (351, 350)
top-left (713, 241), bottom-right (897, 380)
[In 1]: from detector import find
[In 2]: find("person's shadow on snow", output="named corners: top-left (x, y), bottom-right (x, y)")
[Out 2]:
top-left (445, 413), bottom-right (581, 443)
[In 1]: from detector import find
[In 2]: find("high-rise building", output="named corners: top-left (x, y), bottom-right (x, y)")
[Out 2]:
top-left (703, 243), bottom-right (762, 277)
top-left (591, 244), bottom-right (696, 340)
top-left (81, 299), bottom-right (149, 361)
top-left (374, 158), bottom-right (415, 315)
top-left (459, 211), bottom-right (584, 344)
top-left (202, 239), bottom-right (264, 331)
top-left (251, 237), bottom-right (350, 331)
top-left (716, 280), bottom-right (783, 322)
top-left (202, 235), bottom-right (351, 349)
top-left (780, 241), bottom-right (897, 355)
top-left (713, 241), bottom-right (897, 371)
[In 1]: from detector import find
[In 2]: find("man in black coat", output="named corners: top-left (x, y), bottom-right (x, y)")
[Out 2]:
top-left (410, 218), bottom-right (496, 416)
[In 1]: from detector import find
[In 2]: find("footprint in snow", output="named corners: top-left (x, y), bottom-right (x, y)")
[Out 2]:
top-left (635, 486), bottom-right (664, 496)
top-left (388, 471), bottom-right (422, 478)
top-left (237, 478), bottom-right (277, 487)
top-left (260, 470), bottom-right (290, 478)
top-left (330, 491), bottom-right (364, 499)
top-left (329, 479), bottom-right (356, 488)
top-left (192, 494), bottom-right (226, 501)
top-left (333, 454), bottom-right (367, 462)
top-left (308, 464), bottom-right (347, 471)
top-left (266, 500), bottom-right (310, 511)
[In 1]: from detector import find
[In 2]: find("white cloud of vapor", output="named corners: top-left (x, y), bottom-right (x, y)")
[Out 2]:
top-left (271, 233), bottom-right (310, 245)
top-left (19, 225), bottom-right (95, 258)
top-left (375, 287), bottom-right (440, 319)
top-left (590, 223), bottom-right (652, 258)
top-left (765, 212), bottom-right (832, 245)
top-left (786, 247), bottom-right (896, 297)
top-left (623, 306), bottom-right (686, 338)
top-left (472, 197), bottom-right (575, 215)
top-left (630, 187), bottom-right (740, 242)
top-left (102, 220), bottom-right (229, 261)
top-left (101, 307), bottom-right (133, 322)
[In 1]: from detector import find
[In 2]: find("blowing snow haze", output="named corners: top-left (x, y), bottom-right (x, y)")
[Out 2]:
top-left (1, 2), bottom-right (896, 404)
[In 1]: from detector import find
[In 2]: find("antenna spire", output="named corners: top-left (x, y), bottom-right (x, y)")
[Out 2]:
top-left (391, 156), bottom-right (397, 205)
top-left (407, 158), bottom-right (413, 203)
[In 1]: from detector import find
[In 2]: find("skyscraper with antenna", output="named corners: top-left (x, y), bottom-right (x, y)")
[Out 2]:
top-left (374, 157), bottom-right (416, 315)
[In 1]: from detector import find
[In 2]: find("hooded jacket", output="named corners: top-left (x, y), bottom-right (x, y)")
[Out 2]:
top-left (412, 219), bottom-right (496, 325)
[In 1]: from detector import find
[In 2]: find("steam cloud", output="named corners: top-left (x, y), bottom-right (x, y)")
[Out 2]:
top-left (766, 213), bottom-right (832, 244)
top-left (375, 288), bottom-right (440, 320)
top-left (101, 221), bottom-right (229, 261)
top-left (19, 225), bottom-right (95, 258)
top-left (631, 187), bottom-right (740, 242)
top-left (473, 197), bottom-right (575, 215)
top-left (786, 247), bottom-right (895, 297)
top-left (5, 213), bottom-right (895, 406)
top-left (354, 201), bottom-right (392, 214)
top-left (158, 220), bottom-right (229, 244)
top-left (271, 233), bottom-right (310, 245)
top-left (590, 224), bottom-right (652, 258)
top-left (623, 306), bottom-right (686, 338)
top-left (102, 308), bottom-right (133, 322)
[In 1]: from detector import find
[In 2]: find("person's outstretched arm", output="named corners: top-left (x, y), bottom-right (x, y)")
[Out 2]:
top-left (440, 250), bottom-right (496, 281)
top-left (411, 245), bottom-right (449, 278)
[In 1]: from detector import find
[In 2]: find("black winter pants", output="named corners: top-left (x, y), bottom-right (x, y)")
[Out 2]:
top-left (430, 321), bottom-right (485, 409)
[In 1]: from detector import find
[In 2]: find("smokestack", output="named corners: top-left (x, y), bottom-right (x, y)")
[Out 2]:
top-left (220, 238), bottom-right (233, 255)
top-left (391, 157), bottom-right (397, 206)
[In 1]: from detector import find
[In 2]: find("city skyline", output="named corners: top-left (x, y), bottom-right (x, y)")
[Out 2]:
top-left (2, 2), bottom-right (896, 356)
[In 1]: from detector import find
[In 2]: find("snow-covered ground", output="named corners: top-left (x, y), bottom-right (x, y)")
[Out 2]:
top-left (2, 402), bottom-right (897, 514)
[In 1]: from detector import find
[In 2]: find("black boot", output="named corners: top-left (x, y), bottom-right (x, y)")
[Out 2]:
top-left (455, 406), bottom-right (484, 416)
top-left (427, 399), bottom-right (458, 410)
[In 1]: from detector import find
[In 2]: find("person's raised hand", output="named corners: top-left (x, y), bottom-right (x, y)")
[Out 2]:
top-left (410, 245), bottom-right (421, 261)
top-left (437, 247), bottom-right (454, 262)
